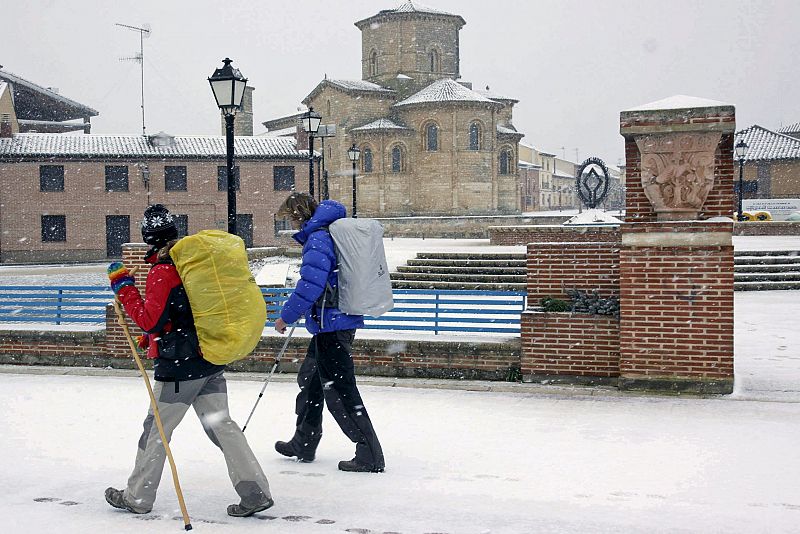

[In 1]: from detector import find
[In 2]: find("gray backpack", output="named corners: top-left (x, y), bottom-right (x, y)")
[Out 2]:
top-left (326, 218), bottom-right (394, 317)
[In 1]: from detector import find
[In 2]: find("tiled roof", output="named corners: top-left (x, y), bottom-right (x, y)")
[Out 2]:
top-left (392, 1), bottom-right (456, 16)
top-left (778, 122), bottom-right (800, 135)
top-left (735, 125), bottom-right (800, 162)
top-left (327, 79), bottom-right (394, 93)
top-left (351, 118), bottom-right (411, 131)
top-left (0, 68), bottom-right (99, 117)
top-left (0, 133), bottom-right (307, 159)
top-left (476, 88), bottom-right (518, 103)
top-left (394, 78), bottom-right (495, 107)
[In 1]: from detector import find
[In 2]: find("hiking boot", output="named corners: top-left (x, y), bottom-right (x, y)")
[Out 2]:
top-left (338, 458), bottom-right (384, 473)
top-left (104, 487), bottom-right (150, 514)
top-left (227, 497), bottom-right (274, 518)
top-left (275, 440), bottom-right (315, 462)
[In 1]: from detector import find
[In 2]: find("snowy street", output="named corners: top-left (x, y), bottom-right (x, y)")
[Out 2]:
top-left (3, 302), bottom-right (800, 534)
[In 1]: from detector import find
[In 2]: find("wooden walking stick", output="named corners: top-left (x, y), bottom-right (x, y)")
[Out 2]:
top-left (113, 266), bottom-right (192, 531)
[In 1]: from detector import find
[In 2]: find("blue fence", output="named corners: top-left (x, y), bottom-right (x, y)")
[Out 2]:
top-left (0, 286), bottom-right (526, 335)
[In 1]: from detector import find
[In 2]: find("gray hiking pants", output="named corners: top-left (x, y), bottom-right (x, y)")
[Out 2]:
top-left (122, 371), bottom-right (271, 513)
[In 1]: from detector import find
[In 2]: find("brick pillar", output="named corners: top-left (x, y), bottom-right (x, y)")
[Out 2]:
top-left (618, 222), bottom-right (734, 393)
top-left (106, 243), bottom-right (150, 360)
top-left (618, 96), bottom-right (736, 393)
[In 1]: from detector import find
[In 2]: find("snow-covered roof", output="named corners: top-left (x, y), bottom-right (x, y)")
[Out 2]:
top-left (0, 133), bottom-right (307, 160)
top-left (476, 88), bottom-right (518, 103)
top-left (356, 1), bottom-right (465, 28)
top-left (496, 124), bottom-right (521, 135)
top-left (778, 122), bottom-right (800, 135)
top-left (623, 95), bottom-right (732, 112)
top-left (394, 78), bottom-right (496, 107)
top-left (0, 67), bottom-right (99, 119)
top-left (351, 118), bottom-right (411, 132)
top-left (736, 125), bottom-right (800, 162)
top-left (303, 78), bottom-right (395, 105)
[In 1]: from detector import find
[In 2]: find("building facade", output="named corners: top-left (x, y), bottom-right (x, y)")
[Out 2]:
top-left (263, 1), bottom-right (523, 217)
top-left (736, 124), bottom-right (800, 200)
top-left (0, 132), bottom-right (308, 262)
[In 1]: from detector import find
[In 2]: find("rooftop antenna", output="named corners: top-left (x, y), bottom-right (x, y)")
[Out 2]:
top-left (116, 22), bottom-right (151, 136)
top-left (560, 146), bottom-right (566, 159)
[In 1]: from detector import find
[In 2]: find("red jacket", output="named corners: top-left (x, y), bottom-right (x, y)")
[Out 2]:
top-left (117, 253), bottom-right (223, 382)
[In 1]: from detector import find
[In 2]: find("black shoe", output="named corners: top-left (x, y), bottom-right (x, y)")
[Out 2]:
top-left (227, 497), bottom-right (274, 518)
top-left (104, 487), bottom-right (151, 514)
top-left (338, 458), bottom-right (384, 473)
top-left (275, 440), bottom-right (315, 462)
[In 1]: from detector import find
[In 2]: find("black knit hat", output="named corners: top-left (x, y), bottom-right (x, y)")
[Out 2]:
top-left (140, 204), bottom-right (178, 248)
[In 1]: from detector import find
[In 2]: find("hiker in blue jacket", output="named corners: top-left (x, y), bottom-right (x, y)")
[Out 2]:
top-left (274, 192), bottom-right (385, 473)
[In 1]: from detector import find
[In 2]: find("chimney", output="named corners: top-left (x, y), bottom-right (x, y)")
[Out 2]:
top-left (219, 86), bottom-right (255, 136)
top-left (1, 113), bottom-right (12, 138)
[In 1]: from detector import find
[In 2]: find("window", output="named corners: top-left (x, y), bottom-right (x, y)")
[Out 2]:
top-left (40, 165), bottom-right (64, 192)
top-left (273, 166), bottom-right (295, 191)
top-left (164, 166), bottom-right (187, 191)
top-left (429, 49), bottom-right (439, 72)
top-left (370, 50), bottom-right (378, 76)
top-left (391, 146), bottom-right (403, 173)
top-left (105, 165), bottom-right (129, 192)
top-left (174, 214), bottom-right (189, 237)
top-left (41, 215), bottom-right (66, 242)
top-left (217, 165), bottom-right (240, 191)
top-left (425, 123), bottom-right (438, 151)
top-left (327, 99), bottom-right (331, 116)
top-left (500, 150), bottom-right (511, 175)
top-left (274, 215), bottom-right (292, 236)
top-left (469, 123), bottom-right (481, 150)
top-left (363, 148), bottom-right (373, 173)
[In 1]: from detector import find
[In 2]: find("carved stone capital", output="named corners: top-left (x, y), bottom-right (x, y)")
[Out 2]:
top-left (636, 132), bottom-right (721, 221)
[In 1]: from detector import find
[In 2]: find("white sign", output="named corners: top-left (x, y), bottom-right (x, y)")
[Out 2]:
top-left (742, 198), bottom-right (800, 221)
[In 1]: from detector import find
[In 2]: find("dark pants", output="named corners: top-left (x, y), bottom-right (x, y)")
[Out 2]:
top-left (290, 329), bottom-right (384, 468)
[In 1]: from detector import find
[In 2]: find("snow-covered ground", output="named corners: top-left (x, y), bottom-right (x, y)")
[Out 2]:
top-left (0, 288), bottom-right (798, 532)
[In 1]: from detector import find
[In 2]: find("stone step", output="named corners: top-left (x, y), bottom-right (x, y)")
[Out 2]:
top-left (734, 250), bottom-right (800, 257)
top-left (735, 281), bottom-right (800, 291)
top-left (734, 264), bottom-right (800, 274)
top-left (415, 252), bottom-right (527, 260)
top-left (396, 265), bottom-right (527, 275)
top-left (391, 280), bottom-right (527, 291)
top-left (735, 256), bottom-right (800, 265)
top-left (734, 272), bottom-right (800, 282)
top-left (391, 272), bottom-right (525, 283)
top-left (406, 259), bottom-right (528, 268)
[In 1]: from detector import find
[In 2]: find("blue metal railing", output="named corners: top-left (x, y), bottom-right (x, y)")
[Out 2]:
top-left (0, 286), bottom-right (526, 335)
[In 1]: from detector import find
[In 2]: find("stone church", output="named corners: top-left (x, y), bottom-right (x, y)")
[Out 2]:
top-left (263, 1), bottom-right (524, 217)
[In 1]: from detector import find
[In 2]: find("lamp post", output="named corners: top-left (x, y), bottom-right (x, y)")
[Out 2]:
top-left (301, 107), bottom-right (322, 198)
top-left (735, 139), bottom-right (748, 221)
top-left (348, 144), bottom-right (360, 218)
top-left (208, 58), bottom-right (248, 235)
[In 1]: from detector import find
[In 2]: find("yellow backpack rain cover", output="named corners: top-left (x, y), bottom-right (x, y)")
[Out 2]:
top-left (169, 230), bottom-right (266, 365)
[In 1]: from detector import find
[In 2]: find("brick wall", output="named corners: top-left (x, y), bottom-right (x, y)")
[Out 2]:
top-left (733, 222), bottom-right (800, 236)
top-left (491, 225), bottom-right (620, 246)
top-left (618, 221), bottom-right (734, 392)
top-left (521, 311), bottom-right (619, 381)
top-left (526, 240), bottom-right (620, 306)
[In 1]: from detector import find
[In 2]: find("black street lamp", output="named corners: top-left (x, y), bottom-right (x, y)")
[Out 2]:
top-left (735, 139), bottom-right (748, 221)
top-left (301, 107), bottom-right (322, 198)
top-left (208, 58), bottom-right (248, 235)
top-left (348, 144), bottom-right (360, 218)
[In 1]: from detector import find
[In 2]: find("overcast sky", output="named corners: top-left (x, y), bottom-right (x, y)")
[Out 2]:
top-left (5, 0), bottom-right (799, 165)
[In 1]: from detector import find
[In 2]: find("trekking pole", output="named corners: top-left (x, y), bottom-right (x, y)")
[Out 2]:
top-left (112, 268), bottom-right (192, 531)
top-left (242, 325), bottom-right (296, 433)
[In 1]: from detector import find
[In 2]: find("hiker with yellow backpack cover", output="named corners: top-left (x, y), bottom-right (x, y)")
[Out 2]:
top-left (105, 204), bottom-right (273, 519)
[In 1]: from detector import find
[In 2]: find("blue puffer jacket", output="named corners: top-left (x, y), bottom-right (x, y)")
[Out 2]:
top-left (280, 200), bottom-right (365, 334)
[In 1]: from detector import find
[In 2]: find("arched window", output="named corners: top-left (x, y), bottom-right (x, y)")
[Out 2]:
top-left (469, 122), bottom-right (481, 150)
top-left (429, 49), bottom-right (439, 73)
top-left (370, 50), bottom-right (378, 76)
top-left (499, 149), bottom-right (512, 175)
top-left (425, 123), bottom-right (438, 151)
top-left (391, 146), bottom-right (403, 173)
top-left (363, 148), bottom-right (373, 173)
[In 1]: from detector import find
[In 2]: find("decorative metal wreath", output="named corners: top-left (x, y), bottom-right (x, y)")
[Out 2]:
top-left (575, 157), bottom-right (610, 209)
